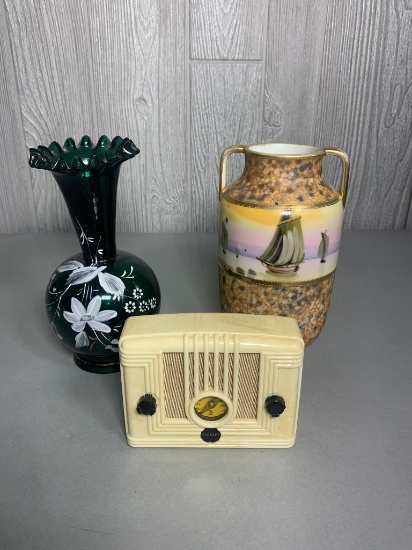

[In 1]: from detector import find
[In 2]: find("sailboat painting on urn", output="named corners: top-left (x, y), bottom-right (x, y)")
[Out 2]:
top-left (318, 231), bottom-right (329, 263)
top-left (219, 200), bottom-right (343, 284)
top-left (257, 213), bottom-right (305, 274)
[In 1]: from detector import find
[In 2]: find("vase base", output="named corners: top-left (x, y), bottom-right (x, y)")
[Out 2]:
top-left (74, 352), bottom-right (120, 374)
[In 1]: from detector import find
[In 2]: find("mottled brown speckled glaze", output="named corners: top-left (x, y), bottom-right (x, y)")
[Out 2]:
top-left (224, 153), bottom-right (338, 207)
top-left (219, 264), bottom-right (335, 346)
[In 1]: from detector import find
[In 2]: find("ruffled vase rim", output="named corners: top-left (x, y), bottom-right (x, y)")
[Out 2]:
top-left (28, 135), bottom-right (140, 175)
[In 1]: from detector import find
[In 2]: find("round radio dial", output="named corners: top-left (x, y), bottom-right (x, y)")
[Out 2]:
top-left (194, 395), bottom-right (228, 421)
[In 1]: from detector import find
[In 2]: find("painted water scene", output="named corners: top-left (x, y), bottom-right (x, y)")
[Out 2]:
top-left (219, 201), bottom-right (343, 283)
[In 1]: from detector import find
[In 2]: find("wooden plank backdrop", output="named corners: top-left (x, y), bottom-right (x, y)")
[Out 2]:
top-left (0, 0), bottom-right (411, 233)
top-left (0, 0), bottom-right (37, 232)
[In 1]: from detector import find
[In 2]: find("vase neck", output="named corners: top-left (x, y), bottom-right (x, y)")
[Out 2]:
top-left (53, 167), bottom-right (120, 265)
top-left (244, 151), bottom-right (324, 184)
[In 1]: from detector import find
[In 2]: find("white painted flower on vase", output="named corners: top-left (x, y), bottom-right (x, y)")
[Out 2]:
top-left (133, 287), bottom-right (143, 300)
top-left (124, 301), bottom-right (136, 313)
top-left (63, 296), bottom-right (117, 333)
top-left (139, 301), bottom-right (150, 313)
top-left (138, 298), bottom-right (157, 312)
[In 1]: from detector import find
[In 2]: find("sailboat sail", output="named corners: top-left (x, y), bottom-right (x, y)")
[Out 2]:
top-left (220, 222), bottom-right (228, 253)
top-left (258, 215), bottom-right (305, 272)
top-left (318, 231), bottom-right (329, 263)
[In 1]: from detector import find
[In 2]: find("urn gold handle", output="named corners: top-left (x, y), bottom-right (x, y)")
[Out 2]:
top-left (324, 147), bottom-right (350, 207)
top-left (219, 145), bottom-right (245, 199)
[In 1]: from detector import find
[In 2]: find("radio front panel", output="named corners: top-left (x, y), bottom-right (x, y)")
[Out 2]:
top-left (120, 313), bottom-right (304, 448)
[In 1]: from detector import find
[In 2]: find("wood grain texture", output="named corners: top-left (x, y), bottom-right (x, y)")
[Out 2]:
top-left (0, 0), bottom-right (37, 233)
top-left (5, 0), bottom-right (97, 232)
top-left (85, 0), bottom-right (188, 233)
top-left (190, 0), bottom-right (266, 60)
top-left (313, 0), bottom-right (412, 229)
top-left (190, 63), bottom-right (262, 231)
top-left (262, 0), bottom-right (328, 143)
top-left (4, 0), bottom-right (187, 234)
top-left (0, 0), bottom-right (411, 233)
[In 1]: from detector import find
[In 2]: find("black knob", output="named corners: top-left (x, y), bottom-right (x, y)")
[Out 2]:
top-left (136, 394), bottom-right (157, 416)
top-left (265, 395), bottom-right (286, 417)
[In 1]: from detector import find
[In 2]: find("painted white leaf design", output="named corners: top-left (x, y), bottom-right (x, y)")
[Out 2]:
top-left (98, 271), bottom-right (125, 295)
top-left (105, 339), bottom-right (119, 352)
top-left (58, 260), bottom-right (84, 272)
top-left (66, 266), bottom-right (106, 285)
top-left (75, 331), bottom-right (89, 348)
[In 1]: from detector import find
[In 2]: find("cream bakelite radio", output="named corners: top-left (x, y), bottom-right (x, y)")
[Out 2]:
top-left (119, 313), bottom-right (304, 448)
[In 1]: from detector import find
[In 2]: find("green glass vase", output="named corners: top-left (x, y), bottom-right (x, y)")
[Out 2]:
top-left (29, 135), bottom-right (161, 374)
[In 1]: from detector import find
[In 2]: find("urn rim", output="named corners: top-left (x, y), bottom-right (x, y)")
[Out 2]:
top-left (245, 143), bottom-right (325, 158)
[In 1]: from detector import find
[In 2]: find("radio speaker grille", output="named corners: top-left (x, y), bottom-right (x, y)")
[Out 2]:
top-left (163, 352), bottom-right (260, 419)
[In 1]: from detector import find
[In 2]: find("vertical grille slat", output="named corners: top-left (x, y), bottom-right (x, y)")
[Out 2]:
top-left (236, 353), bottom-right (260, 418)
top-left (163, 352), bottom-right (185, 419)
